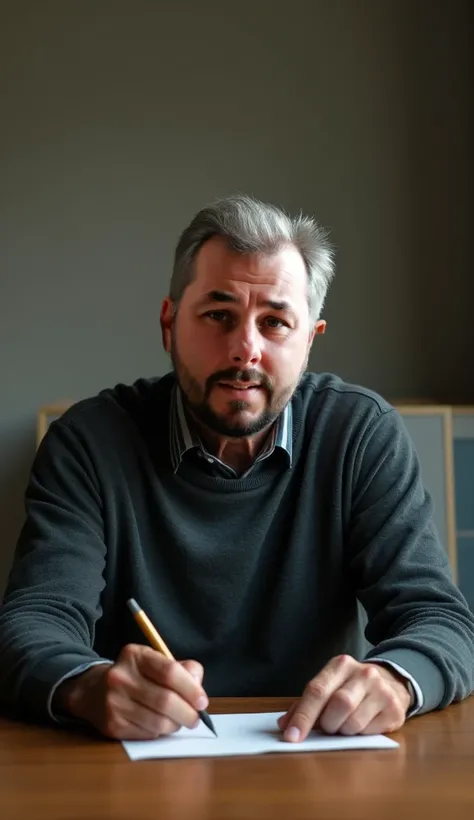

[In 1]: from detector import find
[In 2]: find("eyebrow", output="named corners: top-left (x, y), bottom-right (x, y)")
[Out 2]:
top-left (199, 290), bottom-right (293, 312)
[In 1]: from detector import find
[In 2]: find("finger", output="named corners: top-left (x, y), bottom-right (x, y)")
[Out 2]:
top-left (317, 676), bottom-right (370, 735)
top-left (343, 672), bottom-right (408, 735)
top-left (361, 710), bottom-right (405, 735)
top-left (135, 679), bottom-right (202, 729)
top-left (335, 694), bottom-right (382, 736)
top-left (108, 659), bottom-right (204, 729)
top-left (180, 659), bottom-right (204, 687)
top-left (277, 702), bottom-right (298, 731)
top-left (126, 701), bottom-right (182, 738)
top-left (103, 693), bottom-right (181, 740)
top-left (283, 655), bottom-right (357, 742)
top-left (138, 648), bottom-right (209, 712)
top-left (104, 717), bottom-right (157, 741)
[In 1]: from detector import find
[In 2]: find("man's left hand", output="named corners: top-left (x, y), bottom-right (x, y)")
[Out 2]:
top-left (278, 655), bottom-right (412, 742)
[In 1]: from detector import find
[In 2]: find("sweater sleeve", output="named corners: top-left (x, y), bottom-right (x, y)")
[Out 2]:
top-left (348, 408), bottom-right (474, 713)
top-left (0, 418), bottom-right (109, 723)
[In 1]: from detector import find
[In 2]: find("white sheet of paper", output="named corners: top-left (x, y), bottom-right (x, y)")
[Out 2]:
top-left (122, 711), bottom-right (399, 760)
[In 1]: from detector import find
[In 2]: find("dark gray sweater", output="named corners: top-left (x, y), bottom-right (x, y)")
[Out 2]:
top-left (1, 372), bottom-right (473, 722)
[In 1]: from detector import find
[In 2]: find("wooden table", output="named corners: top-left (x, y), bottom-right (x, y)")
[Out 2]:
top-left (1, 696), bottom-right (474, 820)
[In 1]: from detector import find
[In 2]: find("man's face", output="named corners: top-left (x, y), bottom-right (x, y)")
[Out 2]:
top-left (161, 236), bottom-right (325, 437)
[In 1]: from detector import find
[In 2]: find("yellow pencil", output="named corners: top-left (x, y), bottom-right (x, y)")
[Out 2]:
top-left (126, 597), bottom-right (217, 737)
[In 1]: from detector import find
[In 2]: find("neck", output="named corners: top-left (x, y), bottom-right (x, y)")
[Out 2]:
top-left (191, 415), bottom-right (274, 474)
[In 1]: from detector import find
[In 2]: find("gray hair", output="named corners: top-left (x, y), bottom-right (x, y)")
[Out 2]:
top-left (170, 194), bottom-right (335, 322)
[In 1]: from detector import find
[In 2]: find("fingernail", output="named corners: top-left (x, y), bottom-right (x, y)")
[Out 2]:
top-left (196, 695), bottom-right (208, 711)
top-left (191, 671), bottom-right (201, 680)
top-left (285, 726), bottom-right (301, 743)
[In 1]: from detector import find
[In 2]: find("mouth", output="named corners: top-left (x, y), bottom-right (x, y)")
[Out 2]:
top-left (215, 381), bottom-right (262, 397)
top-left (217, 381), bottom-right (260, 390)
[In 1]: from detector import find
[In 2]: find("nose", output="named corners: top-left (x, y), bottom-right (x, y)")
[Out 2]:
top-left (227, 323), bottom-right (262, 367)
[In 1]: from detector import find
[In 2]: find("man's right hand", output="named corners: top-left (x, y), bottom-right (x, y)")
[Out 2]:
top-left (53, 643), bottom-right (209, 740)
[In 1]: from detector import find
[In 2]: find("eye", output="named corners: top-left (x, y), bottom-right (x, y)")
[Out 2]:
top-left (205, 310), bottom-right (230, 322)
top-left (264, 316), bottom-right (286, 329)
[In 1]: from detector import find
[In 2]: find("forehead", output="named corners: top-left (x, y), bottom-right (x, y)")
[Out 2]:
top-left (188, 236), bottom-right (308, 302)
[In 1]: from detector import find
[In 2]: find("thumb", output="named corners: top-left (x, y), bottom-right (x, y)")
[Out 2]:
top-left (180, 659), bottom-right (204, 687)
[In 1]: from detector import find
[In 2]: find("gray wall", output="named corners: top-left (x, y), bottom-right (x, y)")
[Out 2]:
top-left (1, 0), bottom-right (472, 595)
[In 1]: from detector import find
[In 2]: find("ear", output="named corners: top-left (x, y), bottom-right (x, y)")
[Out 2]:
top-left (309, 319), bottom-right (326, 345)
top-left (160, 297), bottom-right (175, 353)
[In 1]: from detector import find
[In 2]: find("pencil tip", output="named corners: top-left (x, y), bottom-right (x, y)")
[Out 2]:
top-left (126, 598), bottom-right (140, 614)
top-left (199, 710), bottom-right (218, 737)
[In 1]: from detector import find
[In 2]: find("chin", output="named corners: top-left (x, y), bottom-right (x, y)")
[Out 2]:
top-left (217, 411), bottom-right (270, 438)
top-left (211, 399), bottom-right (251, 415)
top-left (221, 409), bottom-right (261, 427)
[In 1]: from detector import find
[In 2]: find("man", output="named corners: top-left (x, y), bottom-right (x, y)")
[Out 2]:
top-left (1, 195), bottom-right (473, 743)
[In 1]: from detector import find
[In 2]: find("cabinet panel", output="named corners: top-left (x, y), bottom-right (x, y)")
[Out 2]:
top-left (453, 412), bottom-right (474, 611)
top-left (453, 439), bottom-right (474, 531)
top-left (395, 407), bottom-right (456, 579)
top-left (457, 537), bottom-right (474, 612)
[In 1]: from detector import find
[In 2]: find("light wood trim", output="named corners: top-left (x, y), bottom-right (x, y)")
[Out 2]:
top-left (443, 408), bottom-right (458, 582)
top-left (394, 404), bottom-right (453, 415)
top-left (388, 397), bottom-right (438, 405)
top-left (36, 402), bottom-right (72, 448)
top-left (451, 406), bottom-right (474, 415)
top-left (389, 401), bottom-right (474, 411)
top-left (394, 405), bottom-right (457, 580)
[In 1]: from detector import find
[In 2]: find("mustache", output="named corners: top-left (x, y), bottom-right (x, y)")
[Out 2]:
top-left (206, 368), bottom-right (272, 392)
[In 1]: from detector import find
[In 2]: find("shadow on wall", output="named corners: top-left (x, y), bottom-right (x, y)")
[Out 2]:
top-left (0, 419), bottom-right (36, 598)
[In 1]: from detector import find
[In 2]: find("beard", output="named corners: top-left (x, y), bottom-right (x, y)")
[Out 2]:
top-left (170, 334), bottom-right (307, 438)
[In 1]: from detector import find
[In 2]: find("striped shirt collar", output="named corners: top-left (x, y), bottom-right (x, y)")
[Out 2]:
top-left (169, 384), bottom-right (293, 476)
